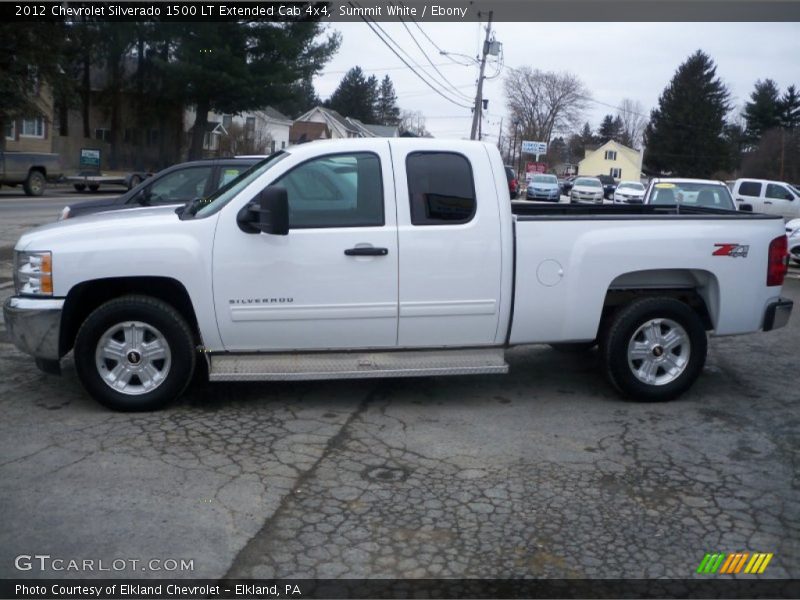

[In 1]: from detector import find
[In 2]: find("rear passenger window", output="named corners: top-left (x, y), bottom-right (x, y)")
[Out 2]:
top-left (407, 152), bottom-right (476, 225)
top-left (738, 181), bottom-right (762, 197)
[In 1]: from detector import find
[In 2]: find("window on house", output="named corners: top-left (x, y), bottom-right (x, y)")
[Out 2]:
top-left (270, 140), bottom-right (276, 153)
top-left (610, 168), bottom-right (622, 178)
top-left (604, 150), bottom-right (617, 160)
top-left (281, 141), bottom-right (286, 149)
top-left (406, 152), bottom-right (476, 226)
top-left (222, 115), bottom-right (233, 129)
top-left (94, 128), bottom-right (111, 143)
top-left (5, 121), bottom-right (15, 140)
top-left (21, 117), bottom-right (45, 138)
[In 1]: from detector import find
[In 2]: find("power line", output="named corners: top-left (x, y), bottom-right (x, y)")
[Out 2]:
top-left (396, 13), bottom-right (473, 102)
top-left (319, 62), bottom-right (463, 76)
top-left (351, 2), bottom-right (473, 110)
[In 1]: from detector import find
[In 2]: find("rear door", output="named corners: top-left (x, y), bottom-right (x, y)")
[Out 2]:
top-left (734, 180), bottom-right (764, 212)
top-left (392, 143), bottom-right (503, 347)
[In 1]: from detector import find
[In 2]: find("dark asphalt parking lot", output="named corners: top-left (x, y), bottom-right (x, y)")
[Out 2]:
top-left (0, 277), bottom-right (798, 584)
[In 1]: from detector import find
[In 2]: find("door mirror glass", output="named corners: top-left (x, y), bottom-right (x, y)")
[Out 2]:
top-left (237, 186), bottom-right (289, 235)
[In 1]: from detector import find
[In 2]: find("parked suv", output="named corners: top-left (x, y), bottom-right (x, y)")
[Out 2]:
top-left (596, 174), bottom-right (618, 199)
top-left (59, 157), bottom-right (266, 220)
top-left (731, 179), bottom-right (800, 220)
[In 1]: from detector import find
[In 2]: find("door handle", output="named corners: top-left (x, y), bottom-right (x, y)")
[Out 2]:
top-left (344, 247), bottom-right (388, 256)
top-left (764, 201), bottom-right (773, 205)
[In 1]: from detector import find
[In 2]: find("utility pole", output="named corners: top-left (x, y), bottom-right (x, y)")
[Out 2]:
top-left (470, 10), bottom-right (493, 141)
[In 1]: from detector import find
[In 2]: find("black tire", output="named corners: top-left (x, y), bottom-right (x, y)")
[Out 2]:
top-left (88, 184), bottom-right (100, 192)
top-left (601, 297), bottom-right (707, 402)
top-left (23, 170), bottom-right (45, 196)
top-left (74, 295), bottom-right (196, 411)
top-left (128, 174), bottom-right (142, 190)
top-left (549, 341), bottom-right (597, 353)
top-left (74, 183), bottom-right (86, 192)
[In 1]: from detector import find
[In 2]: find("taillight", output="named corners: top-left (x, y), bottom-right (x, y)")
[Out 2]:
top-left (767, 235), bottom-right (789, 286)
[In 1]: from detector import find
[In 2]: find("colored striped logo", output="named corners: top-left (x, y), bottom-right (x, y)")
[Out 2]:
top-left (696, 553), bottom-right (773, 574)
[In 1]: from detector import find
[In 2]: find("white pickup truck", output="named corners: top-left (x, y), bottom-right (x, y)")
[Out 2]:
top-left (3, 139), bottom-right (793, 411)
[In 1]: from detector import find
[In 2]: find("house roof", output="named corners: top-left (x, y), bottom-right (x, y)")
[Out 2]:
top-left (350, 120), bottom-right (398, 138)
top-left (579, 139), bottom-right (642, 169)
top-left (261, 106), bottom-right (292, 123)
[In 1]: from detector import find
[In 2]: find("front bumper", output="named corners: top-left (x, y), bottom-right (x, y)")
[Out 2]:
top-left (3, 296), bottom-right (64, 360)
top-left (763, 297), bottom-right (793, 331)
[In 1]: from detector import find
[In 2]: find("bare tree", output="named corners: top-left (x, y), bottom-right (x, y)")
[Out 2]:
top-left (399, 110), bottom-right (430, 137)
top-left (504, 67), bottom-right (590, 148)
top-left (617, 98), bottom-right (648, 149)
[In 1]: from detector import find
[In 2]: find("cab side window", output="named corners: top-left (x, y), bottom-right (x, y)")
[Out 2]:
top-left (766, 183), bottom-right (794, 201)
top-left (146, 167), bottom-right (214, 204)
top-left (273, 152), bottom-right (383, 228)
top-left (737, 181), bottom-right (762, 197)
top-left (406, 152), bottom-right (476, 225)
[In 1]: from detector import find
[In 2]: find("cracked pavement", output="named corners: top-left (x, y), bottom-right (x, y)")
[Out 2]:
top-left (0, 202), bottom-right (798, 581)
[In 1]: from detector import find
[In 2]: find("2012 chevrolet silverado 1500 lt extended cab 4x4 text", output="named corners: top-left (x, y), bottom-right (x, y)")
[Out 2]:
top-left (3, 139), bottom-right (793, 411)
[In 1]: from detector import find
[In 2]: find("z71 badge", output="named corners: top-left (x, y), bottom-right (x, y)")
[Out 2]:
top-left (713, 243), bottom-right (750, 258)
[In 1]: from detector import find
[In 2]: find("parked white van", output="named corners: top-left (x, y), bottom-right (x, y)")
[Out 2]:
top-left (731, 179), bottom-right (800, 220)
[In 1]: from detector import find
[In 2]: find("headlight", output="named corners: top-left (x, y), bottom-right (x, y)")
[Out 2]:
top-left (59, 206), bottom-right (71, 220)
top-left (13, 251), bottom-right (53, 296)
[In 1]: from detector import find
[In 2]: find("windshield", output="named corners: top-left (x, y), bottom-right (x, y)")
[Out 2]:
top-left (790, 184), bottom-right (800, 196)
top-left (531, 175), bottom-right (557, 184)
top-left (193, 152), bottom-right (288, 218)
top-left (649, 182), bottom-right (734, 209)
top-left (574, 178), bottom-right (601, 188)
top-left (617, 182), bottom-right (644, 191)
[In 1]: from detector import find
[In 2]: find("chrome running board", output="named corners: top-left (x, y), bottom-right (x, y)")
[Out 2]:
top-left (208, 348), bottom-right (508, 381)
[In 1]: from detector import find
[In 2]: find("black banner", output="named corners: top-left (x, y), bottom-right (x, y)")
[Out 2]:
top-left (3, 578), bottom-right (800, 599)
top-left (2, 0), bottom-right (800, 22)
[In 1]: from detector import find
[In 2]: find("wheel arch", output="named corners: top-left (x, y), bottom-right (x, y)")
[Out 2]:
top-left (59, 277), bottom-right (201, 357)
top-left (602, 268), bottom-right (720, 333)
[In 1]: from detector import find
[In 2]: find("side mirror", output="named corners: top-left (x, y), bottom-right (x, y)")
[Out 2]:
top-left (139, 189), bottom-right (152, 206)
top-left (237, 186), bottom-right (289, 235)
top-left (739, 203), bottom-right (753, 212)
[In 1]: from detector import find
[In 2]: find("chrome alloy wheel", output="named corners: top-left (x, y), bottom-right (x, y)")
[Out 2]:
top-left (627, 318), bottom-right (690, 386)
top-left (94, 321), bottom-right (172, 395)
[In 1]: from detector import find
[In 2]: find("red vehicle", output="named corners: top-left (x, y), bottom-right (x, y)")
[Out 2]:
top-left (505, 165), bottom-right (518, 199)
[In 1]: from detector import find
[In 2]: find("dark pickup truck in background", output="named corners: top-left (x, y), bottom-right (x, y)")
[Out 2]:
top-left (0, 151), bottom-right (63, 196)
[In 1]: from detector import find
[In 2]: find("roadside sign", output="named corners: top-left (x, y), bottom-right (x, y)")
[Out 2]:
top-left (79, 148), bottom-right (101, 170)
top-left (521, 140), bottom-right (547, 155)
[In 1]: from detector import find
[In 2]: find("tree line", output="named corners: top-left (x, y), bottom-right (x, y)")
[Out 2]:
top-left (503, 50), bottom-right (800, 182)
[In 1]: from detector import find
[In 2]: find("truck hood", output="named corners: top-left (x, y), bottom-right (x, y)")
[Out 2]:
top-left (16, 205), bottom-right (184, 251)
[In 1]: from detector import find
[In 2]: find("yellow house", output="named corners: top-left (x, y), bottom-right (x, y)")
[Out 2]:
top-left (578, 140), bottom-right (643, 181)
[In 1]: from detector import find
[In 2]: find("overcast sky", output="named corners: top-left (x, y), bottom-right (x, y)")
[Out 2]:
top-left (312, 22), bottom-right (800, 143)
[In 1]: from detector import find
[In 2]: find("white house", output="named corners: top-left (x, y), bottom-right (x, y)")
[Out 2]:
top-left (295, 106), bottom-right (399, 139)
top-left (184, 106), bottom-right (293, 156)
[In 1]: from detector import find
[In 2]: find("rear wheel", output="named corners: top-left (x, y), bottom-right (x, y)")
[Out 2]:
top-left (88, 184), bottom-right (100, 192)
top-left (74, 295), bottom-right (196, 411)
top-left (23, 170), bottom-right (45, 196)
top-left (602, 297), bottom-right (706, 402)
top-left (128, 174), bottom-right (142, 190)
top-left (74, 183), bottom-right (86, 192)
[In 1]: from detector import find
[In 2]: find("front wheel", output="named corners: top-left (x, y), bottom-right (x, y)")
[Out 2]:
top-left (602, 297), bottom-right (707, 402)
top-left (74, 295), bottom-right (196, 411)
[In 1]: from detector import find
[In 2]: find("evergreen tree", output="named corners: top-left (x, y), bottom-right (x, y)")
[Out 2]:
top-left (326, 66), bottom-right (378, 123)
top-left (278, 76), bottom-right (321, 118)
top-left (374, 75), bottom-right (400, 126)
top-left (780, 84), bottom-right (800, 130)
top-left (743, 79), bottom-right (782, 142)
top-left (597, 114), bottom-right (622, 143)
top-left (644, 50), bottom-right (731, 177)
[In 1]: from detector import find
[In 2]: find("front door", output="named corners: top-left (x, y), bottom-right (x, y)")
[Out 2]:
top-left (212, 148), bottom-right (398, 351)
top-left (764, 182), bottom-right (799, 219)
